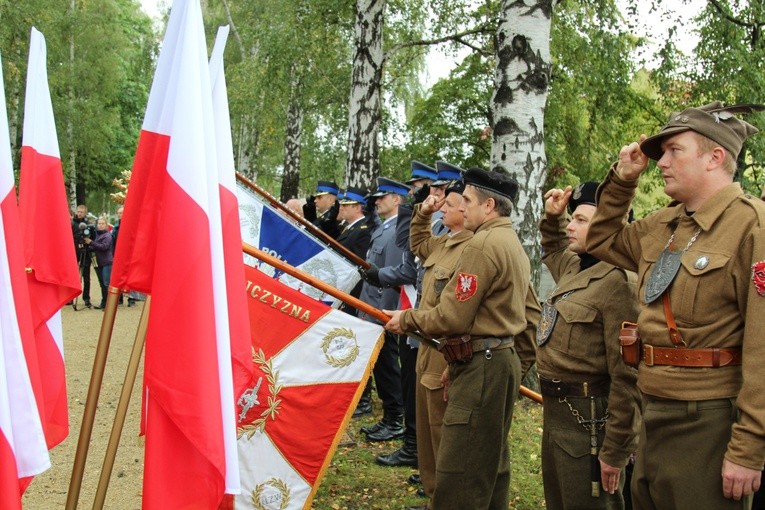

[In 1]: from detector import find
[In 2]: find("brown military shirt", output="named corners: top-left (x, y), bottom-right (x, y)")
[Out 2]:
top-left (539, 214), bottom-right (640, 467)
top-left (408, 206), bottom-right (539, 378)
top-left (587, 171), bottom-right (765, 470)
top-left (399, 215), bottom-right (530, 345)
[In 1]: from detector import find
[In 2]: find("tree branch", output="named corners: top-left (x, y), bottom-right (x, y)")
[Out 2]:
top-left (382, 27), bottom-right (493, 64)
top-left (707, 0), bottom-right (763, 29)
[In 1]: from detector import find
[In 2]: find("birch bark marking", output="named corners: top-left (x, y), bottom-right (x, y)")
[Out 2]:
top-left (345, 0), bottom-right (384, 190)
top-left (281, 66), bottom-right (303, 202)
top-left (491, 0), bottom-right (557, 279)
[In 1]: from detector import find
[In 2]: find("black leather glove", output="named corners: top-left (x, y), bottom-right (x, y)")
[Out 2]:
top-left (359, 263), bottom-right (381, 286)
top-left (302, 197), bottom-right (317, 222)
top-left (412, 183), bottom-right (430, 205)
top-left (327, 199), bottom-right (340, 222)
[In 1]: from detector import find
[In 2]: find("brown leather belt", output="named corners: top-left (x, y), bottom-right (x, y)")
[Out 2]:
top-left (539, 377), bottom-right (610, 398)
top-left (470, 336), bottom-right (514, 353)
top-left (643, 345), bottom-right (742, 367)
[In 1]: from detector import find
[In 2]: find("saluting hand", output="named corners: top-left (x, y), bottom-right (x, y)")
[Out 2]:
top-left (615, 134), bottom-right (649, 180)
top-left (543, 186), bottom-right (572, 218)
top-left (420, 194), bottom-right (446, 215)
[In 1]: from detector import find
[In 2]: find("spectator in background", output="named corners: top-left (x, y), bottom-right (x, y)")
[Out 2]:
top-left (71, 204), bottom-right (94, 308)
top-left (85, 216), bottom-right (114, 310)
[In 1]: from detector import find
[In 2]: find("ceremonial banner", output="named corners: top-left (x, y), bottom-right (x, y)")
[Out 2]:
top-left (235, 264), bottom-right (383, 509)
top-left (236, 183), bottom-right (361, 307)
top-left (17, 27), bottom-right (80, 450)
top-left (110, 1), bottom-right (240, 506)
top-left (0, 50), bottom-right (50, 510)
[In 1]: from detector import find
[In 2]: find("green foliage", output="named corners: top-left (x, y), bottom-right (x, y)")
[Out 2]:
top-left (0, 0), bottom-right (156, 206)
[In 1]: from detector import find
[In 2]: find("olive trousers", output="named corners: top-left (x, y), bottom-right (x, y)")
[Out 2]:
top-left (431, 346), bottom-right (520, 510)
top-left (632, 395), bottom-right (752, 510)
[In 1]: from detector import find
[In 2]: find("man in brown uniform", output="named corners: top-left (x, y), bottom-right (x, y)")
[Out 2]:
top-left (385, 168), bottom-right (534, 510)
top-left (405, 180), bottom-right (472, 508)
top-left (586, 102), bottom-right (765, 509)
top-left (539, 181), bottom-right (640, 509)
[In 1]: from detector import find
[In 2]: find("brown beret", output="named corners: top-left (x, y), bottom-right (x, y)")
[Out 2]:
top-left (640, 102), bottom-right (763, 161)
top-left (463, 168), bottom-right (519, 201)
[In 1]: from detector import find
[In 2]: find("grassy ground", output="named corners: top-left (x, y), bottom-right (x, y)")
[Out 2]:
top-left (312, 398), bottom-right (545, 509)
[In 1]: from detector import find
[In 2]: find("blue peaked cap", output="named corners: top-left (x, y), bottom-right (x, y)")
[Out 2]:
top-left (315, 180), bottom-right (339, 196)
top-left (406, 160), bottom-right (438, 184)
top-left (433, 160), bottom-right (465, 186)
top-left (370, 177), bottom-right (410, 197)
top-left (338, 186), bottom-right (368, 205)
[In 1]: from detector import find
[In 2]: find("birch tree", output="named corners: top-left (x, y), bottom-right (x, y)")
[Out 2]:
top-left (490, 0), bottom-right (558, 279)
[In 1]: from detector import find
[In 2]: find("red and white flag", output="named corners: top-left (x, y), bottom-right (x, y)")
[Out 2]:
top-left (400, 284), bottom-right (417, 310)
top-left (17, 27), bottom-right (80, 450)
top-left (0, 49), bottom-right (50, 510)
top-left (236, 265), bottom-right (383, 509)
top-left (110, 1), bottom-right (240, 507)
top-left (210, 25), bottom-right (254, 408)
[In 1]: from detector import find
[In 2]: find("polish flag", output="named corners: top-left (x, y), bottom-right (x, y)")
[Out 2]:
top-left (17, 27), bottom-right (80, 450)
top-left (400, 284), bottom-right (417, 310)
top-left (110, 1), bottom-right (240, 506)
top-left (0, 50), bottom-right (50, 510)
top-left (210, 25), bottom-right (253, 409)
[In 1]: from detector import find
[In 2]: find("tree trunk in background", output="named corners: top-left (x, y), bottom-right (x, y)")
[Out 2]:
top-left (281, 66), bottom-right (303, 202)
top-left (345, 0), bottom-right (384, 190)
top-left (68, 0), bottom-right (78, 207)
top-left (490, 0), bottom-right (557, 287)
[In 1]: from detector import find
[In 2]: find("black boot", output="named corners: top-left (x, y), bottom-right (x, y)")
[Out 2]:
top-left (376, 435), bottom-right (417, 466)
top-left (364, 414), bottom-right (404, 442)
top-left (352, 395), bottom-right (372, 418)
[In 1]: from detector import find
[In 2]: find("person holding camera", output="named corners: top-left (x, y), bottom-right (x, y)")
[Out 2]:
top-left (84, 216), bottom-right (114, 310)
top-left (71, 204), bottom-right (95, 308)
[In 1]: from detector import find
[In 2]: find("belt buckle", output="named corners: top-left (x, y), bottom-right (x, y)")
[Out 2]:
top-left (644, 344), bottom-right (654, 366)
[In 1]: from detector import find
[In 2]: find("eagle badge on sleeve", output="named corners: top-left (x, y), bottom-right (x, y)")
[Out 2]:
top-left (752, 261), bottom-right (765, 296)
top-left (455, 272), bottom-right (478, 301)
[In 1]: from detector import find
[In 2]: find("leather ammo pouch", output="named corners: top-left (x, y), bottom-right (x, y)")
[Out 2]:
top-left (438, 334), bottom-right (473, 363)
top-left (619, 322), bottom-right (641, 368)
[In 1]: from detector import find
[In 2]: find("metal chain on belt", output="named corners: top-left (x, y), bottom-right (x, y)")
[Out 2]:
top-left (559, 397), bottom-right (609, 431)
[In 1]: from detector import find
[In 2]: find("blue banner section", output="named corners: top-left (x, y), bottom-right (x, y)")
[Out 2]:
top-left (258, 205), bottom-right (323, 268)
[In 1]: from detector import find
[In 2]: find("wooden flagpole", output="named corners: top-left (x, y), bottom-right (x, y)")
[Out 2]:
top-left (66, 287), bottom-right (122, 510)
top-left (243, 242), bottom-right (542, 404)
top-left (92, 296), bottom-right (151, 509)
top-left (235, 173), bottom-right (369, 269)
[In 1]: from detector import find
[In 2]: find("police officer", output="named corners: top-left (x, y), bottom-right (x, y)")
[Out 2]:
top-left (336, 187), bottom-right (372, 317)
top-left (303, 180), bottom-right (341, 237)
top-left (587, 102), bottom-right (765, 509)
top-left (358, 177), bottom-right (413, 442)
top-left (539, 181), bottom-right (640, 509)
top-left (385, 168), bottom-right (535, 510)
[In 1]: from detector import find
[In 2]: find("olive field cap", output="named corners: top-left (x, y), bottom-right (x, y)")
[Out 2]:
top-left (640, 102), bottom-right (764, 161)
top-left (445, 179), bottom-right (465, 195)
top-left (369, 177), bottom-right (410, 197)
top-left (406, 160), bottom-right (438, 184)
top-left (433, 160), bottom-right (465, 186)
top-left (339, 186), bottom-right (368, 206)
top-left (463, 168), bottom-right (519, 201)
top-left (567, 181), bottom-right (599, 215)
top-left (314, 181), bottom-right (340, 196)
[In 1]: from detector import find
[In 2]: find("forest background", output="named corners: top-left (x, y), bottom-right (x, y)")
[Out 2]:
top-left (2, 0), bottom-right (765, 280)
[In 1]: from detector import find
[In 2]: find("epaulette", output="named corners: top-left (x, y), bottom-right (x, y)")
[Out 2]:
top-left (739, 193), bottom-right (765, 227)
top-left (360, 225), bottom-right (368, 229)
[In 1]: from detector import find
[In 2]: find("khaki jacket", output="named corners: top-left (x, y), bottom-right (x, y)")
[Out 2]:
top-left (587, 171), bottom-right (765, 470)
top-left (539, 214), bottom-right (640, 467)
top-left (400, 214), bottom-right (531, 344)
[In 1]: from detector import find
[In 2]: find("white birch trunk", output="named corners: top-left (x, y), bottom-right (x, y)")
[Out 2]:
top-left (491, 0), bottom-right (557, 283)
top-left (345, 0), bottom-right (384, 190)
top-left (281, 67), bottom-right (303, 202)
